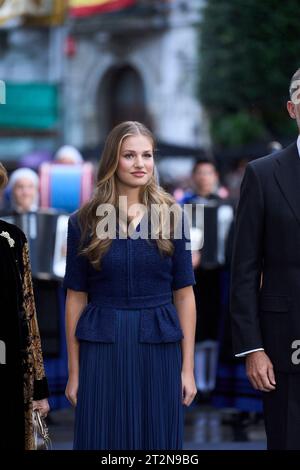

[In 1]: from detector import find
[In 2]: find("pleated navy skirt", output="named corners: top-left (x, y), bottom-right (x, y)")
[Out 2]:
top-left (74, 309), bottom-right (184, 450)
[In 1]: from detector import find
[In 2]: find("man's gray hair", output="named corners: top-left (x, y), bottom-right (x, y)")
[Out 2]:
top-left (289, 68), bottom-right (300, 99)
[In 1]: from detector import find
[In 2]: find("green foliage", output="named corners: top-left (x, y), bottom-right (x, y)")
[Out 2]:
top-left (211, 112), bottom-right (266, 147)
top-left (198, 0), bottom-right (300, 147)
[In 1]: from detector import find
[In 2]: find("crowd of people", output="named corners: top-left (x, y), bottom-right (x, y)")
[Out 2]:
top-left (0, 145), bottom-right (84, 215)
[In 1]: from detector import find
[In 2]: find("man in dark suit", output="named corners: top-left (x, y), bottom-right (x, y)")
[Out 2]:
top-left (231, 68), bottom-right (300, 450)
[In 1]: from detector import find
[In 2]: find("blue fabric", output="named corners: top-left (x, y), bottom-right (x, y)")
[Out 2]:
top-left (63, 211), bottom-right (195, 295)
top-left (75, 300), bottom-right (184, 344)
top-left (63, 210), bottom-right (195, 450)
top-left (50, 166), bottom-right (81, 213)
top-left (74, 311), bottom-right (184, 450)
top-left (63, 211), bottom-right (196, 344)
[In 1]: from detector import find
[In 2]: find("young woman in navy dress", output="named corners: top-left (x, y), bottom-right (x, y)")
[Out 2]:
top-left (64, 121), bottom-right (197, 450)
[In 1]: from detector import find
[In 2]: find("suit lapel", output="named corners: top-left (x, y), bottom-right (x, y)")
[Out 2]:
top-left (273, 141), bottom-right (300, 226)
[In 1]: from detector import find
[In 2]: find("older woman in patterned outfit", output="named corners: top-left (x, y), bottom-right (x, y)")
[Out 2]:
top-left (0, 162), bottom-right (49, 450)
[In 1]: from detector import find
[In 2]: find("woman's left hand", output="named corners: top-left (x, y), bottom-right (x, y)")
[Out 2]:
top-left (33, 399), bottom-right (50, 418)
top-left (181, 370), bottom-right (197, 407)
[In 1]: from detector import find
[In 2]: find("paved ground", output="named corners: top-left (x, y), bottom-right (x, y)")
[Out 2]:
top-left (48, 405), bottom-right (266, 450)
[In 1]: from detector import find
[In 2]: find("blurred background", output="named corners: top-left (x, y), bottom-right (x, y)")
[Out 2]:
top-left (0, 0), bottom-right (298, 450)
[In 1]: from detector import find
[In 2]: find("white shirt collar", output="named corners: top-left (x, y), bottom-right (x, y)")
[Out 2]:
top-left (297, 135), bottom-right (300, 157)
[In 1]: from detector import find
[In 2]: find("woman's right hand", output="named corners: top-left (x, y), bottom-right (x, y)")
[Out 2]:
top-left (65, 372), bottom-right (79, 407)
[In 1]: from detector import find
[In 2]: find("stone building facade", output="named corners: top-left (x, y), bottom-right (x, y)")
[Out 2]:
top-left (0, 0), bottom-right (210, 161)
top-left (65, 0), bottom-right (210, 152)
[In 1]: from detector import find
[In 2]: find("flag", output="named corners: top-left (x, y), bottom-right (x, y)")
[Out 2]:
top-left (69, 0), bottom-right (136, 17)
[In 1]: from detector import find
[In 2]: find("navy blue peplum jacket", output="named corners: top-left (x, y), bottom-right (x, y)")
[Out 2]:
top-left (63, 211), bottom-right (196, 344)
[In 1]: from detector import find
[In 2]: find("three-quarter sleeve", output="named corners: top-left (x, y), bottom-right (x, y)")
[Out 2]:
top-left (63, 213), bottom-right (88, 292)
top-left (171, 211), bottom-right (196, 290)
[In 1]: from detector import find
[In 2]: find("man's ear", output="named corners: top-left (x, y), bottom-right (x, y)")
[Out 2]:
top-left (287, 100), bottom-right (297, 119)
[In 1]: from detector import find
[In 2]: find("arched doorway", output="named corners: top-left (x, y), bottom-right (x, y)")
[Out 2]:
top-left (98, 65), bottom-right (151, 135)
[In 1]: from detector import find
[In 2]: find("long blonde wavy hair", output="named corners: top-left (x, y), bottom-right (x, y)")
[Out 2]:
top-left (77, 121), bottom-right (182, 270)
